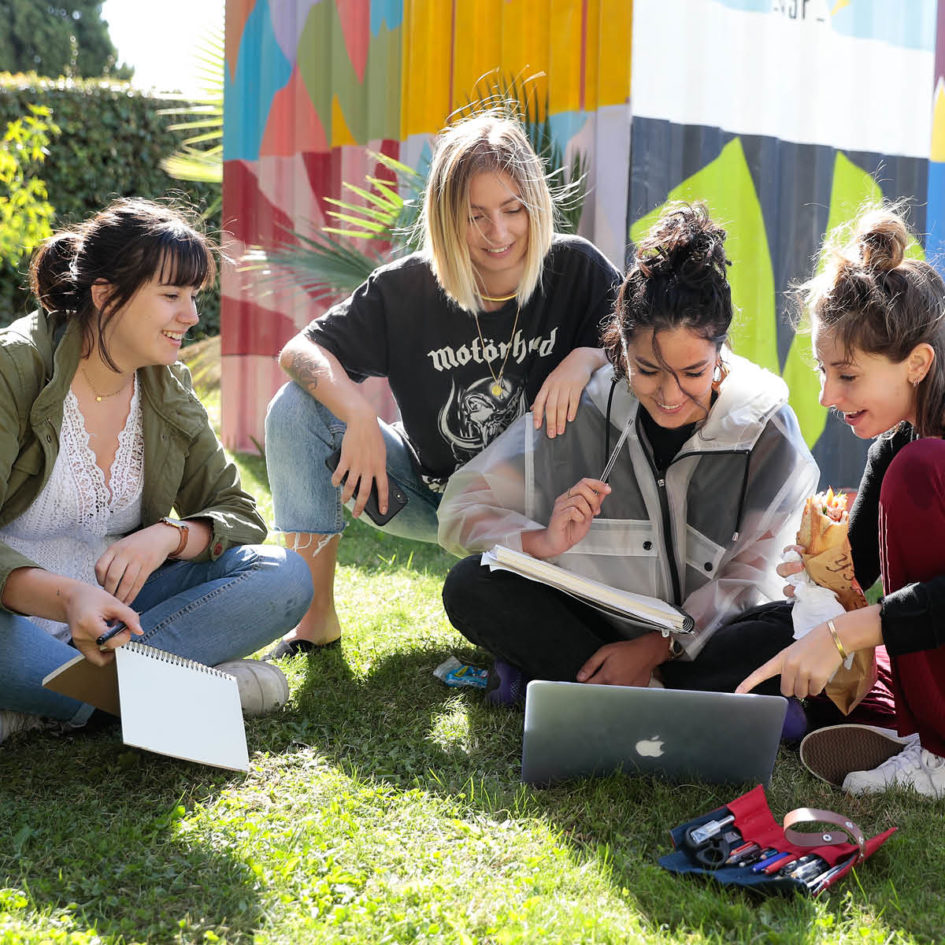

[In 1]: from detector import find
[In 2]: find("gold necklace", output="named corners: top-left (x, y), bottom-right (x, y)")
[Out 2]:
top-left (80, 364), bottom-right (133, 403)
top-left (480, 290), bottom-right (518, 303)
top-left (472, 306), bottom-right (521, 398)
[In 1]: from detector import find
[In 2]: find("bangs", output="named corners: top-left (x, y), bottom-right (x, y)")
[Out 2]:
top-left (155, 233), bottom-right (216, 289)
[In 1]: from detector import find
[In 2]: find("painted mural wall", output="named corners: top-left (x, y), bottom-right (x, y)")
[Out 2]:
top-left (222, 0), bottom-right (943, 490)
top-left (220, 0), bottom-right (632, 453)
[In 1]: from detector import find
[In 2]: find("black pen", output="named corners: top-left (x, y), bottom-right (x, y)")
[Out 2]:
top-left (95, 621), bottom-right (127, 648)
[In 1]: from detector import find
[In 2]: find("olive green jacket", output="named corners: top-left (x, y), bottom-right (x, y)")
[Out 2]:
top-left (0, 309), bottom-right (267, 607)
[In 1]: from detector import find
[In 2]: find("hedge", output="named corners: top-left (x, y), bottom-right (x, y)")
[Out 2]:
top-left (0, 74), bottom-right (221, 337)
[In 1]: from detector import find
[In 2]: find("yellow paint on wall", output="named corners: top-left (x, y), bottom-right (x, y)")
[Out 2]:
top-left (399, 0), bottom-right (632, 139)
top-left (400, 0), bottom-right (456, 138)
top-left (932, 79), bottom-right (945, 163)
top-left (331, 94), bottom-right (358, 147)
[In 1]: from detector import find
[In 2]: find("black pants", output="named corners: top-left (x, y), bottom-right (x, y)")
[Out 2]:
top-left (442, 555), bottom-right (796, 697)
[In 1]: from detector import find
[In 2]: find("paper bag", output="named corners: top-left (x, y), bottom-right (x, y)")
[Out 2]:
top-left (799, 512), bottom-right (876, 714)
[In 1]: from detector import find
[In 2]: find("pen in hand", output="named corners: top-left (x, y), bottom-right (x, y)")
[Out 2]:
top-left (96, 621), bottom-right (127, 649)
top-left (600, 415), bottom-right (633, 485)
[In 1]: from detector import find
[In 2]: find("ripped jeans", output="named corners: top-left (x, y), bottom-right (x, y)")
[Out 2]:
top-left (264, 381), bottom-right (442, 546)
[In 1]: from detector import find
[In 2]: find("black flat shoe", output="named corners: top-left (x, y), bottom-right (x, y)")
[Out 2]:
top-left (261, 637), bottom-right (340, 661)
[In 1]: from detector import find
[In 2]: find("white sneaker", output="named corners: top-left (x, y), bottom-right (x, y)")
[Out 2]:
top-left (214, 659), bottom-right (289, 717)
top-left (842, 739), bottom-right (945, 798)
top-left (0, 710), bottom-right (49, 745)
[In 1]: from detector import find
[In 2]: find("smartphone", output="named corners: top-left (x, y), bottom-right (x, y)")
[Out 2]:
top-left (325, 449), bottom-right (408, 527)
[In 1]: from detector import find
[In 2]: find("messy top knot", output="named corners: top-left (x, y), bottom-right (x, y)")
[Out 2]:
top-left (28, 198), bottom-right (216, 371)
top-left (603, 202), bottom-right (733, 377)
top-left (797, 203), bottom-right (945, 437)
top-left (854, 209), bottom-right (908, 273)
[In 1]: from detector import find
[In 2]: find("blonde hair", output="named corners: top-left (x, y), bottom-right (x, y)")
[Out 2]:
top-left (797, 203), bottom-right (945, 437)
top-left (420, 112), bottom-right (554, 313)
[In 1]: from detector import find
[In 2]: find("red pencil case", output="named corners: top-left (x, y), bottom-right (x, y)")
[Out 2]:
top-left (659, 784), bottom-right (896, 896)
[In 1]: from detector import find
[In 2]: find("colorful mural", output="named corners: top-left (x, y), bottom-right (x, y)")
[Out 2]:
top-left (220, 0), bottom-right (632, 452)
top-left (222, 0), bottom-right (944, 490)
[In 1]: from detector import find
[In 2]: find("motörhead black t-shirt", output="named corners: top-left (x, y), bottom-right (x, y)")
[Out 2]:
top-left (304, 234), bottom-right (621, 483)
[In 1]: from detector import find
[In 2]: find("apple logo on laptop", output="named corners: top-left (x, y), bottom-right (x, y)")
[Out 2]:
top-left (635, 735), bottom-right (664, 758)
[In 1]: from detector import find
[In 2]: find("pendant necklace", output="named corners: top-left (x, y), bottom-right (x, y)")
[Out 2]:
top-left (80, 364), bottom-right (133, 403)
top-left (472, 305), bottom-right (521, 398)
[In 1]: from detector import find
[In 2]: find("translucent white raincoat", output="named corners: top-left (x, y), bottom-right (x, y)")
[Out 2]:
top-left (438, 356), bottom-right (819, 658)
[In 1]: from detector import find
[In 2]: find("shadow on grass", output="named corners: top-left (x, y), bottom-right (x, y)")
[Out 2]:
top-left (272, 645), bottom-right (850, 940)
top-left (0, 735), bottom-right (264, 943)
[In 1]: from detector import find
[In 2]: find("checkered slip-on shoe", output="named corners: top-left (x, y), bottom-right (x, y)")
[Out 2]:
top-left (799, 723), bottom-right (919, 787)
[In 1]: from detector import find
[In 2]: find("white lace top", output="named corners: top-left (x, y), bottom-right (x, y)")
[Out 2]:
top-left (0, 377), bottom-right (145, 640)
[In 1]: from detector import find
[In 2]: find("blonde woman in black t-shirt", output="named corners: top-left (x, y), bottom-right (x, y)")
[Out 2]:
top-left (263, 112), bottom-right (621, 658)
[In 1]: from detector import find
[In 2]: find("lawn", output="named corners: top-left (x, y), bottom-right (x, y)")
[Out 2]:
top-left (1, 366), bottom-right (942, 944)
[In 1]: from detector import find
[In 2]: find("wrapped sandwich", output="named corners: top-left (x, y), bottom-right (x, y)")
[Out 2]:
top-left (797, 488), bottom-right (868, 611)
top-left (796, 488), bottom-right (874, 713)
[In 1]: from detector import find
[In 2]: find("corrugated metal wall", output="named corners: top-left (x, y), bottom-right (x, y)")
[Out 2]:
top-left (630, 0), bottom-right (939, 488)
top-left (222, 0), bottom-right (943, 490)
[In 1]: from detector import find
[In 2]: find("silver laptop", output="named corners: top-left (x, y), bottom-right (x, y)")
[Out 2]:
top-left (521, 681), bottom-right (787, 786)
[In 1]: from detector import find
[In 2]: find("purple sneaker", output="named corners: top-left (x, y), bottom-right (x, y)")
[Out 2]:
top-left (780, 697), bottom-right (808, 743)
top-left (484, 660), bottom-right (527, 707)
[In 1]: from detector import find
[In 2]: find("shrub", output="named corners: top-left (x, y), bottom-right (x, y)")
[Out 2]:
top-left (0, 74), bottom-right (221, 337)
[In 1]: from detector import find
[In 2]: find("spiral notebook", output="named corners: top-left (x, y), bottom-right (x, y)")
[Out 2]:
top-left (43, 642), bottom-right (248, 772)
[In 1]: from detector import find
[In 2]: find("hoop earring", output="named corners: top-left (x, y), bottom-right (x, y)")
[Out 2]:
top-left (711, 360), bottom-right (724, 391)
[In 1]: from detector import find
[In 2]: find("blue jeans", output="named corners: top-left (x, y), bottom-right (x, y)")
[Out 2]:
top-left (265, 381), bottom-right (441, 540)
top-left (0, 545), bottom-right (313, 723)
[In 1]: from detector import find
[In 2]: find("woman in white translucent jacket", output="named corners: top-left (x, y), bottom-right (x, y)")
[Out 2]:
top-left (439, 203), bottom-right (819, 710)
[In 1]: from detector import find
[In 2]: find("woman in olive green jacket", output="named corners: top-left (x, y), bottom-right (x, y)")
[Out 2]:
top-left (0, 199), bottom-right (312, 741)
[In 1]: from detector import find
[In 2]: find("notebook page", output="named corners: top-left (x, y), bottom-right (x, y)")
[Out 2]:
top-left (115, 643), bottom-right (249, 772)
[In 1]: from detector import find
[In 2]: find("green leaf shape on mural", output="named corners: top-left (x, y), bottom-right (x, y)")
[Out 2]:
top-left (778, 151), bottom-right (925, 449)
top-left (630, 137), bottom-right (778, 376)
top-left (297, 2), bottom-right (401, 145)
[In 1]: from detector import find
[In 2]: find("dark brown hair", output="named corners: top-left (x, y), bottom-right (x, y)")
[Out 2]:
top-left (603, 202), bottom-right (732, 378)
top-left (798, 205), bottom-right (945, 437)
top-left (29, 198), bottom-right (217, 371)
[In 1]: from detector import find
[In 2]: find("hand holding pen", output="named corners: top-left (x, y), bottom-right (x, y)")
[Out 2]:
top-left (62, 582), bottom-right (143, 665)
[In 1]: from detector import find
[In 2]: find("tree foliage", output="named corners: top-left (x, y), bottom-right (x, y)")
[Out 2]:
top-left (0, 103), bottom-right (60, 266)
top-left (0, 1), bottom-right (130, 79)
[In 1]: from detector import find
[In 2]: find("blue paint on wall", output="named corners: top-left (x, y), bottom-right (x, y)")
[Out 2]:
top-left (224, 0), bottom-right (293, 161)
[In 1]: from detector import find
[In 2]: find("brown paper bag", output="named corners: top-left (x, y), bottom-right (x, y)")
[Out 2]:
top-left (801, 545), bottom-right (876, 714)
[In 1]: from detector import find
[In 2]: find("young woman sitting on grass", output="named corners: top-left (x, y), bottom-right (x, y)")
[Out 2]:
top-left (263, 111), bottom-right (621, 659)
top-left (0, 198), bottom-right (313, 745)
top-left (738, 205), bottom-right (945, 797)
top-left (439, 203), bottom-right (819, 721)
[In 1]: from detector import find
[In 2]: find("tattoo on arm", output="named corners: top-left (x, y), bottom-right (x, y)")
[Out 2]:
top-left (286, 348), bottom-right (326, 397)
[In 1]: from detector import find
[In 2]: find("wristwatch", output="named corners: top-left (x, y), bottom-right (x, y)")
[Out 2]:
top-left (667, 636), bottom-right (685, 661)
top-left (160, 516), bottom-right (190, 558)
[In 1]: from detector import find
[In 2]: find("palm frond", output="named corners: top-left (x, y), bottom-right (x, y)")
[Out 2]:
top-left (243, 228), bottom-right (390, 305)
top-left (159, 29), bottom-right (224, 190)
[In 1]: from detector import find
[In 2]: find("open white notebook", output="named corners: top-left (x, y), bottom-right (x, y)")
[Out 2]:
top-left (43, 641), bottom-right (248, 772)
top-left (481, 545), bottom-right (695, 634)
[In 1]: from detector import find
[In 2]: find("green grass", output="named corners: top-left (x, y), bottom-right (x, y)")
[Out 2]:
top-left (2, 385), bottom-right (943, 943)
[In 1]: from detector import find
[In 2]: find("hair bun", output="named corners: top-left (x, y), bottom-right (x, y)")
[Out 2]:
top-left (855, 210), bottom-right (908, 272)
top-left (29, 230), bottom-right (83, 313)
top-left (634, 202), bottom-right (729, 286)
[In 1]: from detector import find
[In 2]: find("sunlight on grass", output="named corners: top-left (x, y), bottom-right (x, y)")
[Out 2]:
top-left (0, 367), bottom-right (939, 944)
